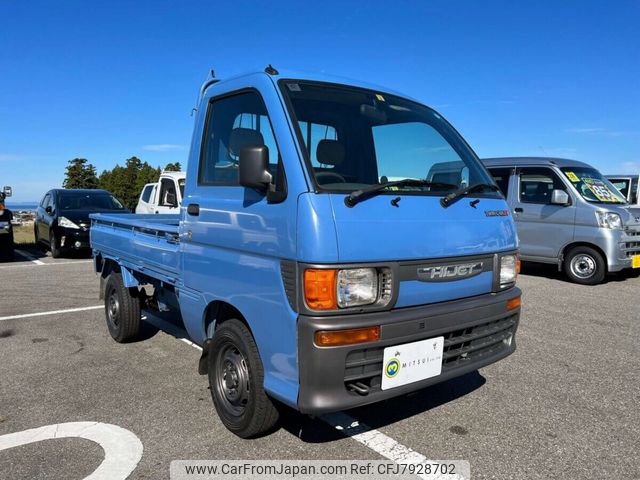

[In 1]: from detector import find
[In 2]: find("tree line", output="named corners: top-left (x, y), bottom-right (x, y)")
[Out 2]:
top-left (62, 157), bottom-right (182, 210)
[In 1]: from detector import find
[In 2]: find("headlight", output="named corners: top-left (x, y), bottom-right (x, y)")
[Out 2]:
top-left (303, 267), bottom-right (384, 310)
top-left (596, 211), bottom-right (623, 230)
top-left (58, 216), bottom-right (80, 229)
top-left (337, 268), bottom-right (378, 308)
top-left (499, 254), bottom-right (518, 288)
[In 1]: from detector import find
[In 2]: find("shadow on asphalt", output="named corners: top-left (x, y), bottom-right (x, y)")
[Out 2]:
top-left (521, 261), bottom-right (640, 284)
top-left (278, 371), bottom-right (486, 443)
top-left (7, 245), bottom-right (93, 262)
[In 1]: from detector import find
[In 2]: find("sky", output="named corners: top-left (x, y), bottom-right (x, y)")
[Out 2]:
top-left (1, 0), bottom-right (639, 202)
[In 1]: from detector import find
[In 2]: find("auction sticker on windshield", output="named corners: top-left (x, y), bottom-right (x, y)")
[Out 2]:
top-left (381, 336), bottom-right (444, 390)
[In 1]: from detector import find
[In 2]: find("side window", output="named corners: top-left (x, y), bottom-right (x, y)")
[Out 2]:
top-left (489, 168), bottom-right (512, 196)
top-left (40, 193), bottom-right (51, 208)
top-left (519, 167), bottom-right (567, 204)
top-left (298, 121), bottom-right (338, 169)
top-left (46, 194), bottom-right (55, 213)
top-left (141, 185), bottom-right (153, 203)
top-left (159, 178), bottom-right (178, 207)
top-left (199, 91), bottom-right (281, 185)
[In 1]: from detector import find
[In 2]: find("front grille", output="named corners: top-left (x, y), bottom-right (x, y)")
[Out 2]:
top-left (344, 313), bottom-right (518, 395)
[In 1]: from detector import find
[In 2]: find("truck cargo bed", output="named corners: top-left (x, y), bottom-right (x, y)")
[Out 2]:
top-left (90, 213), bottom-right (181, 283)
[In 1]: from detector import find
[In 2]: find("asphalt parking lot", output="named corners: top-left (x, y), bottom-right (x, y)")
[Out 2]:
top-left (1, 248), bottom-right (639, 480)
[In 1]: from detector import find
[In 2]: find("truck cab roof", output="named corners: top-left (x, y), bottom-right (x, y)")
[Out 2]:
top-left (483, 157), bottom-right (593, 169)
top-left (201, 68), bottom-right (419, 103)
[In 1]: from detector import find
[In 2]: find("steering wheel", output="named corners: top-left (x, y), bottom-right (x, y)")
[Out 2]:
top-left (315, 172), bottom-right (346, 185)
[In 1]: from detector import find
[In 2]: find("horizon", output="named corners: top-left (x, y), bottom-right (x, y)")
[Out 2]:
top-left (2, 0), bottom-right (639, 202)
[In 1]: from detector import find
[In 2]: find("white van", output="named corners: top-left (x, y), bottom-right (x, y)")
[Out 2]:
top-left (135, 171), bottom-right (186, 214)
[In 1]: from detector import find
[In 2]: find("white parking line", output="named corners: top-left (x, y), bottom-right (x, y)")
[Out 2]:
top-left (14, 249), bottom-right (45, 265)
top-left (0, 421), bottom-right (143, 480)
top-left (0, 259), bottom-right (93, 269)
top-left (168, 327), bottom-right (449, 479)
top-left (0, 305), bottom-right (102, 321)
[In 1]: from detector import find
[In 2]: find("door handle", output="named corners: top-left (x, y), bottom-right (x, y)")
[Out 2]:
top-left (514, 207), bottom-right (523, 213)
top-left (187, 204), bottom-right (200, 216)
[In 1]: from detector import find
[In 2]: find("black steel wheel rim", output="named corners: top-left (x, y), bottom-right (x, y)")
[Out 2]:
top-left (107, 287), bottom-right (120, 328)
top-left (214, 343), bottom-right (250, 417)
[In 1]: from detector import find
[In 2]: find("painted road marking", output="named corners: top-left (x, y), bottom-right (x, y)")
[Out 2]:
top-left (0, 305), bottom-right (102, 322)
top-left (157, 318), bottom-right (453, 480)
top-left (14, 249), bottom-right (45, 265)
top-left (0, 421), bottom-right (143, 480)
top-left (0, 259), bottom-right (92, 269)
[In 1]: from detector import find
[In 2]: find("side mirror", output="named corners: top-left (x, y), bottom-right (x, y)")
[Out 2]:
top-left (3, 186), bottom-right (12, 198)
top-left (166, 192), bottom-right (178, 208)
top-left (550, 189), bottom-right (570, 205)
top-left (239, 145), bottom-right (272, 191)
top-left (45, 206), bottom-right (53, 214)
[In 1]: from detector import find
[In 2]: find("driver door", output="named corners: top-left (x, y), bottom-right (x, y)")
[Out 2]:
top-left (512, 167), bottom-right (576, 260)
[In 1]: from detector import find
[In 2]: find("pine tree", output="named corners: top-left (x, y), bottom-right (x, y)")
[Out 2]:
top-left (63, 158), bottom-right (99, 189)
top-left (163, 162), bottom-right (182, 172)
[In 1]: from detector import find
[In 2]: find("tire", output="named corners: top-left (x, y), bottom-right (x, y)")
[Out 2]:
top-left (208, 319), bottom-right (279, 438)
top-left (564, 246), bottom-right (606, 285)
top-left (49, 231), bottom-right (62, 258)
top-left (103, 272), bottom-right (141, 342)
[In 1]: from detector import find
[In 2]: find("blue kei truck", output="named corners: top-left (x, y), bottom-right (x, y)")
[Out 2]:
top-left (90, 67), bottom-right (522, 438)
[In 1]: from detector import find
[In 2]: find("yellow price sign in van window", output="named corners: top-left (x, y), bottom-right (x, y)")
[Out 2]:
top-left (632, 255), bottom-right (640, 269)
top-left (565, 171), bottom-right (580, 182)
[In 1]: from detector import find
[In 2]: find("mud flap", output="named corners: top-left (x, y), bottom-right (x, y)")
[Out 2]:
top-left (198, 338), bottom-right (213, 375)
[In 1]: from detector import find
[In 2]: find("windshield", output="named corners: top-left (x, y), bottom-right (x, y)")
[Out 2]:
top-left (608, 178), bottom-right (631, 201)
top-left (58, 192), bottom-right (126, 211)
top-left (561, 167), bottom-right (626, 204)
top-left (282, 81), bottom-right (499, 196)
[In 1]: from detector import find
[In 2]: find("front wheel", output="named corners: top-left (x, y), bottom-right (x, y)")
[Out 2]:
top-left (49, 231), bottom-right (62, 258)
top-left (564, 246), bottom-right (606, 285)
top-left (208, 319), bottom-right (279, 438)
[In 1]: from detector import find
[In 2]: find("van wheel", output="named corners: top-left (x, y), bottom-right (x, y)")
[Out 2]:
top-left (208, 319), bottom-right (279, 438)
top-left (104, 273), bottom-right (141, 342)
top-left (49, 231), bottom-right (62, 258)
top-left (564, 246), bottom-right (606, 285)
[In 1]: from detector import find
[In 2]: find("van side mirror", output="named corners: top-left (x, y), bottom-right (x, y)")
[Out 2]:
top-left (551, 189), bottom-right (569, 205)
top-left (166, 191), bottom-right (178, 207)
top-left (239, 145), bottom-right (272, 191)
top-left (45, 205), bottom-right (53, 214)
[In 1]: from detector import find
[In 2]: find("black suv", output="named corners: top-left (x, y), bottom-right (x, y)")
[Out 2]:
top-left (35, 189), bottom-right (128, 257)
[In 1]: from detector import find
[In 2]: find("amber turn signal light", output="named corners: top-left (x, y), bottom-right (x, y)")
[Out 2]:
top-left (314, 326), bottom-right (381, 347)
top-left (516, 256), bottom-right (521, 274)
top-left (506, 296), bottom-right (522, 311)
top-left (304, 269), bottom-right (337, 310)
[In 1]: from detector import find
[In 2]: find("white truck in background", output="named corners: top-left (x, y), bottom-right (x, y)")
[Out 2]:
top-left (135, 171), bottom-right (186, 214)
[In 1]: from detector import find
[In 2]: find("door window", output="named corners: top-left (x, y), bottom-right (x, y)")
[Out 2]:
top-left (141, 185), bottom-right (153, 203)
top-left (488, 168), bottom-right (511, 196)
top-left (519, 167), bottom-right (567, 204)
top-left (41, 194), bottom-right (51, 208)
top-left (199, 91), bottom-right (281, 185)
top-left (158, 179), bottom-right (178, 207)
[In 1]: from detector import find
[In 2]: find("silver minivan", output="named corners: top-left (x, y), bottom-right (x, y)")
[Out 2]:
top-left (483, 157), bottom-right (640, 284)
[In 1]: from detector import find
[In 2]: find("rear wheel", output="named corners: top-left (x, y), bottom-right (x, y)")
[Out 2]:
top-left (564, 246), bottom-right (606, 285)
top-left (104, 272), bottom-right (141, 342)
top-left (49, 231), bottom-right (62, 258)
top-left (208, 319), bottom-right (279, 438)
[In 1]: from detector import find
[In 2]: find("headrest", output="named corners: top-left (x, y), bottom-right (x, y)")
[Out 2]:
top-left (228, 128), bottom-right (265, 156)
top-left (316, 139), bottom-right (345, 166)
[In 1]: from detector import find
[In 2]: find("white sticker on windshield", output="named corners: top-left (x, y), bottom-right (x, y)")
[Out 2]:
top-left (287, 83), bottom-right (301, 92)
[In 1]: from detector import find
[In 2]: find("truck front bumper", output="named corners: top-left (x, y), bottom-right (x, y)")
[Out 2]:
top-left (297, 288), bottom-right (521, 414)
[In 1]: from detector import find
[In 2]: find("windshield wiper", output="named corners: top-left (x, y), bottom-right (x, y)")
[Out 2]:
top-left (440, 183), bottom-right (501, 208)
top-left (344, 179), bottom-right (457, 207)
